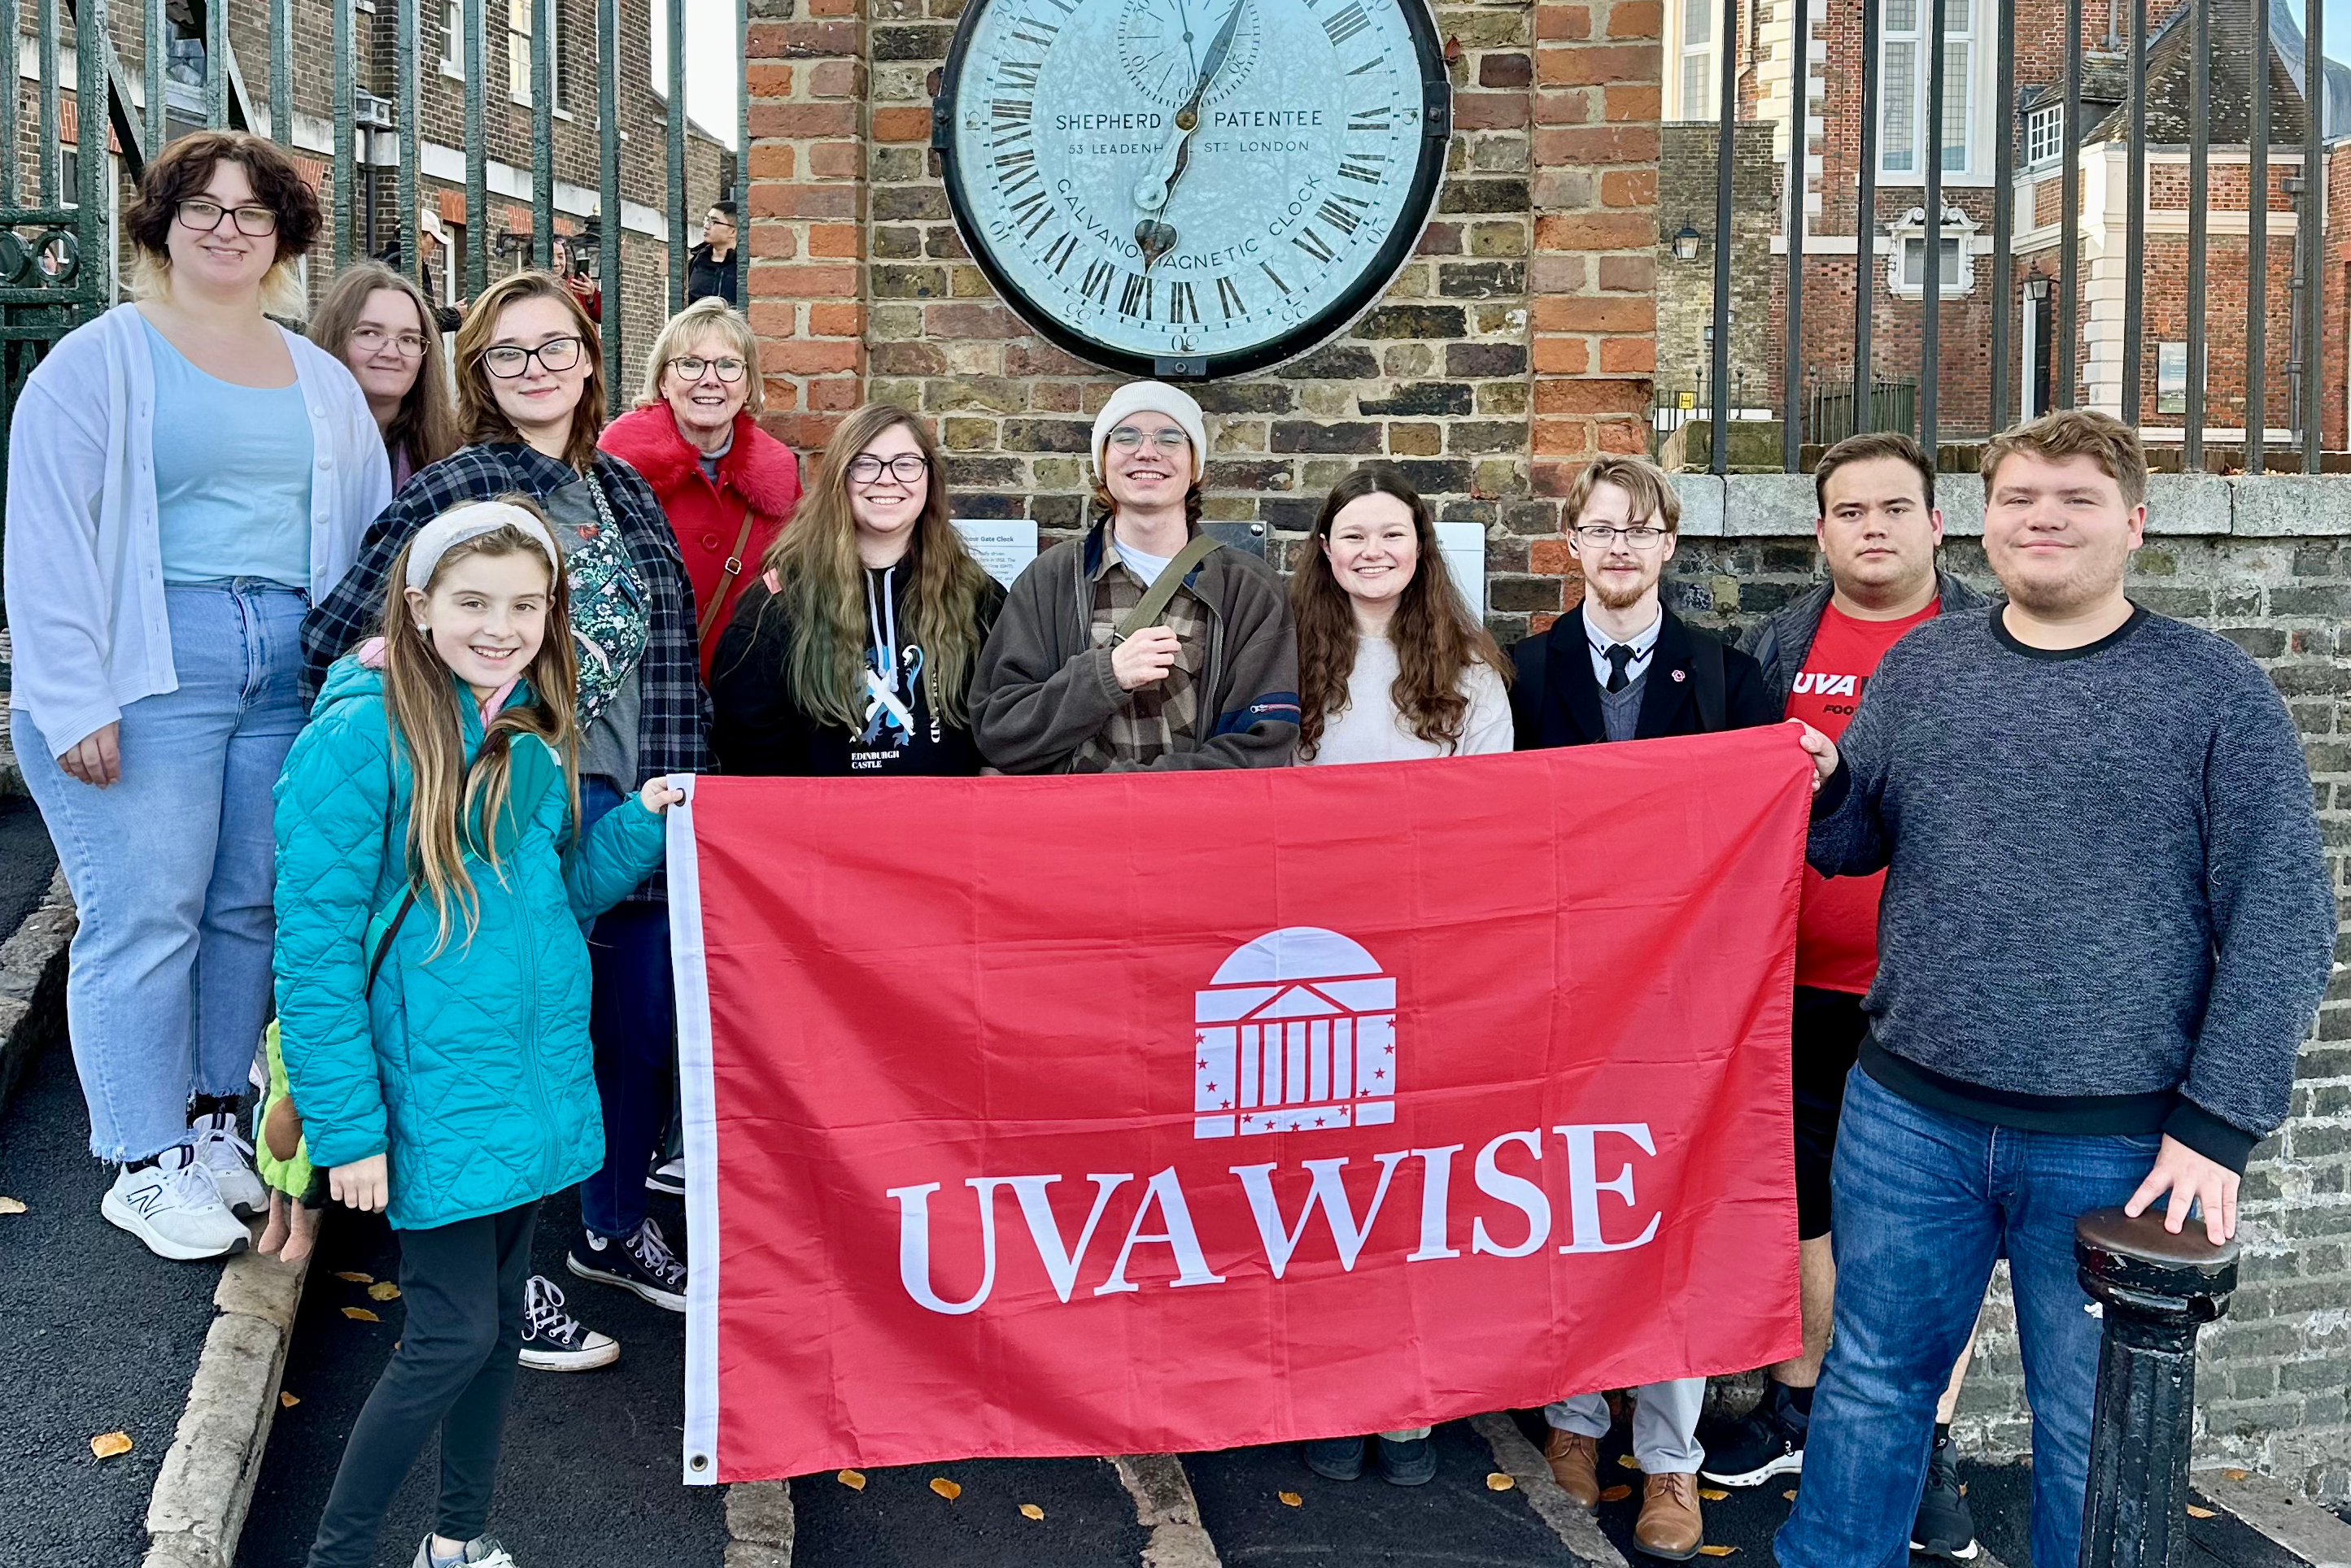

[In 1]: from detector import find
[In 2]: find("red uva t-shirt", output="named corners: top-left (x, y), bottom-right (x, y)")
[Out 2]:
top-left (1786, 597), bottom-right (1942, 993)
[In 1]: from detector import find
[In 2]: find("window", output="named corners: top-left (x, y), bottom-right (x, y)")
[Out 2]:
top-left (1886, 205), bottom-right (1978, 295)
top-left (1677, 0), bottom-right (1718, 120)
top-left (443, 1), bottom-right (464, 72)
top-left (1880, 0), bottom-right (1978, 179)
top-left (2157, 342), bottom-right (2194, 416)
top-left (508, 0), bottom-right (561, 107)
top-left (2026, 102), bottom-right (2063, 168)
top-left (1900, 235), bottom-right (1961, 289)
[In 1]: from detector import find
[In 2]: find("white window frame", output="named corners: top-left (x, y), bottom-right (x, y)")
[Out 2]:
top-left (1664, 0), bottom-right (1721, 121)
top-left (508, 0), bottom-right (562, 108)
top-left (1886, 204), bottom-right (1978, 297)
top-left (442, 1), bottom-right (465, 76)
top-left (1877, 0), bottom-right (1993, 185)
top-left (2025, 102), bottom-right (2064, 168)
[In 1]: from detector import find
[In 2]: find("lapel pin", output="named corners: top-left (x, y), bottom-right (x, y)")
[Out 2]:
top-left (1672, 669), bottom-right (1686, 682)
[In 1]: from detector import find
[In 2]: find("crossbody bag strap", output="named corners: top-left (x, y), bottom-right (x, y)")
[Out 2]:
top-left (1114, 532), bottom-right (1224, 642)
top-left (698, 503), bottom-right (759, 644)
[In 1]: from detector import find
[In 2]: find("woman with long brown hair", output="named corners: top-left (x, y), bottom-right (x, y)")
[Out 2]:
top-left (709, 403), bottom-right (1002, 775)
top-left (303, 268), bottom-right (707, 1370)
top-left (308, 259), bottom-right (460, 488)
top-left (1291, 465), bottom-right (1511, 767)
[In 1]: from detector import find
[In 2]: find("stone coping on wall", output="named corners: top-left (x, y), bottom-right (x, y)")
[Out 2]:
top-left (1673, 473), bottom-right (2351, 538)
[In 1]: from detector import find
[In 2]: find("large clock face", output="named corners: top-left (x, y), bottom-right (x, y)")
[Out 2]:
top-left (934, 0), bottom-right (1450, 380)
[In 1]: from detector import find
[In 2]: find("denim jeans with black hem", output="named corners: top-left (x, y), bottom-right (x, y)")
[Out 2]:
top-left (16, 581), bottom-right (308, 1161)
top-left (577, 778), bottom-right (674, 1239)
top-left (1775, 1067), bottom-right (2166, 1568)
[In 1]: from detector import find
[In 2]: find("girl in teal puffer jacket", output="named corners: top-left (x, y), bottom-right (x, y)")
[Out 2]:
top-left (275, 498), bottom-right (679, 1568)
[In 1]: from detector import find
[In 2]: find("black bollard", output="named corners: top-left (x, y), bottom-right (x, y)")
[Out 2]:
top-left (2074, 1204), bottom-right (2242, 1568)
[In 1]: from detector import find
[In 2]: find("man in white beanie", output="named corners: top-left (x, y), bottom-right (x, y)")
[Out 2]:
top-left (972, 381), bottom-right (1299, 771)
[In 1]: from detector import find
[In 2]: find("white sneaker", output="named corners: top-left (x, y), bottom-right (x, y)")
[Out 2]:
top-left (517, 1275), bottom-right (621, 1371)
top-left (190, 1109), bottom-right (268, 1216)
top-left (103, 1146), bottom-right (251, 1261)
top-left (410, 1536), bottom-right (519, 1567)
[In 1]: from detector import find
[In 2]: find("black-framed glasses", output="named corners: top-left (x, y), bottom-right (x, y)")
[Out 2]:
top-left (669, 355), bottom-right (746, 384)
top-left (482, 337), bottom-right (586, 378)
top-left (1572, 523), bottom-right (1668, 550)
top-left (176, 198), bottom-right (278, 237)
top-left (847, 452), bottom-right (930, 485)
top-left (1107, 425), bottom-right (1191, 453)
top-left (350, 325), bottom-right (430, 359)
top-left (706, 213), bottom-right (737, 229)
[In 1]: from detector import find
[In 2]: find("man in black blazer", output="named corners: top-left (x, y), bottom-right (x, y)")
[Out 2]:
top-left (1510, 454), bottom-right (1773, 748)
top-left (1505, 451), bottom-right (1771, 1562)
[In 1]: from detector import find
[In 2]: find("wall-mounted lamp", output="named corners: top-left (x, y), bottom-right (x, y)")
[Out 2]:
top-left (2024, 269), bottom-right (2049, 303)
top-left (1672, 224), bottom-right (1703, 263)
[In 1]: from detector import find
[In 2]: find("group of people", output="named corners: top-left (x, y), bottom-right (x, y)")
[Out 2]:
top-left (4, 128), bottom-right (2333, 1568)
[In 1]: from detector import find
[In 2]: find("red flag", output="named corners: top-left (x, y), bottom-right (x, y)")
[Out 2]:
top-left (669, 728), bottom-right (1810, 1483)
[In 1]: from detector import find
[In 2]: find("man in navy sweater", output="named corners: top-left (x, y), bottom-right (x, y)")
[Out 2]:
top-left (1781, 410), bottom-right (2335, 1568)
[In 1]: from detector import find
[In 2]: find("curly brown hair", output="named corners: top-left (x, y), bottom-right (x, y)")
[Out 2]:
top-left (1291, 465), bottom-right (1509, 760)
top-left (123, 130), bottom-right (321, 295)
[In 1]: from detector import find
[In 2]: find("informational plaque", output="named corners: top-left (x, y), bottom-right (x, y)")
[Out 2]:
top-left (1436, 520), bottom-right (1487, 618)
top-left (951, 519), bottom-right (1040, 589)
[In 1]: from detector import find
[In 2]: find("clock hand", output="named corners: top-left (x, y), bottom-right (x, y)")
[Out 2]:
top-left (1132, 0), bottom-right (1248, 216)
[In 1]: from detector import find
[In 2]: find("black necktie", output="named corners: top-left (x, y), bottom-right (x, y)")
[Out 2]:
top-left (1604, 643), bottom-right (1635, 693)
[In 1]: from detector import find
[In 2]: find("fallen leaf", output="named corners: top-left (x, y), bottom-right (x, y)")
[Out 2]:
top-left (89, 1431), bottom-right (133, 1459)
top-left (278, 1392), bottom-right (300, 1409)
top-left (341, 1307), bottom-right (380, 1322)
top-left (1277, 1491), bottom-right (1302, 1507)
top-left (334, 1270), bottom-right (372, 1283)
top-left (2222, 1468), bottom-right (2249, 1482)
top-left (836, 1469), bottom-right (866, 1491)
top-left (1018, 1504), bottom-right (1045, 1520)
top-left (1599, 1484), bottom-right (1633, 1502)
top-left (930, 1477), bottom-right (962, 1500)
top-left (1782, 1489), bottom-right (1798, 1501)
top-left (1699, 1547), bottom-right (1738, 1558)
top-left (0, 1196), bottom-right (25, 1214)
top-left (1616, 1453), bottom-right (1642, 1470)
top-left (366, 1282), bottom-right (401, 1301)
top-left (2187, 1505), bottom-right (2217, 1519)
top-left (1485, 1472), bottom-right (1515, 1492)
top-left (1700, 1487), bottom-right (1729, 1501)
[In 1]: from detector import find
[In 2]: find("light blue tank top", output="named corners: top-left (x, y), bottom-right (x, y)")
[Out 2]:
top-left (145, 317), bottom-right (314, 588)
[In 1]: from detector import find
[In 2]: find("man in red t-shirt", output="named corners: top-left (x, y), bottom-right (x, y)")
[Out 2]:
top-left (1706, 433), bottom-right (1987, 1562)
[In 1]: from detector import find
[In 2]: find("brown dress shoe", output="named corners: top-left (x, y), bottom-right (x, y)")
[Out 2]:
top-left (1633, 1470), bottom-right (1705, 1561)
top-left (1542, 1427), bottom-right (1601, 1507)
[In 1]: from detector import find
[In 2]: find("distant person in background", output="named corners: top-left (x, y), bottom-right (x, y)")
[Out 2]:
top-left (372, 233), bottom-right (464, 334)
top-left (3, 129), bottom-right (388, 1261)
top-left (684, 200), bottom-right (738, 304)
top-left (600, 297), bottom-right (800, 673)
top-left (311, 261), bottom-right (461, 491)
top-left (552, 236), bottom-right (602, 324)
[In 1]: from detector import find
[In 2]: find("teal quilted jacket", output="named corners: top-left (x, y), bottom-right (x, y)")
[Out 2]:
top-left (273, 657), bottom-right (669, 1230)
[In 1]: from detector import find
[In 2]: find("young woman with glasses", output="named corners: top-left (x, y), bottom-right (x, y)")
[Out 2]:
top-left (303, 270), bottom-right (709, 1370)
top-left (309, 259), bottom-right (460, 490)
top-left (709, 403), bottom-right (1003, 777)
top-left (600, 298), bottom-right (801, 673)
top-left (3, 129), bottom-right (390, 1260)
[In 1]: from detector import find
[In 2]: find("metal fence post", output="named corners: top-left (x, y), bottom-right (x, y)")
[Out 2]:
top-left (2074, 1205), bottom-right (2242, 1568)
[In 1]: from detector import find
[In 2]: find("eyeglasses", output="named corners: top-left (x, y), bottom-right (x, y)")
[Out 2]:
top-left (1107, 425), bottom-right (1191, 453)
top-left (847, 452), bottom-right (930, 485)
top-left (669, 355), bottom-right (746, 384)
top-left (176, 198), bottom-right (279, 237)
top-left (1572, 523), bottom-right (1668, 550)
top-left (481, 336), bottom-right (586, 378)
top-left (706, 214), bottom-right (736, 229)
top-left (350, 325), bottom-right (430, 359)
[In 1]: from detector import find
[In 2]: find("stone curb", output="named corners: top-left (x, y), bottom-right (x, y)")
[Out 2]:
top-left (0, 868), bottom-right (75, 1118)
top-left (2196, 1467), bottom-right (2351, 1567)
top-left (141, 1240), bottom-right (313, 1568)
top-left (1468, 1411), bottom-right (1626, 1568)
top-left (724, 1480), bottom-right (795, 1568)
top-left (1112, 1453), bottom-right (1221, 1568)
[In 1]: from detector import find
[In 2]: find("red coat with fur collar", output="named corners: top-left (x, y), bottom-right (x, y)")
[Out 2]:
top-left (600, 405), bottom-right (801, 672)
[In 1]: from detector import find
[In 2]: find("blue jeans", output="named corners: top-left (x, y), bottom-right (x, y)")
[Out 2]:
top-left (1777, 1068), bottom-right (2165, 1568)
top-left (576, 779), bottom-right (672, 1239)
top-left (16, 581), bottom-right (308, 1161)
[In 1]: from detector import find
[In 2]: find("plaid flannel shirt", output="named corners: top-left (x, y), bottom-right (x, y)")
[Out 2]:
top-left (300, 442), bottom-right (709, 904)
top-left (1071, 543), bottom-right (1207, 771)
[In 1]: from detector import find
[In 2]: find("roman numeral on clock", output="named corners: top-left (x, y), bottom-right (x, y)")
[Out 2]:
top-left (1009, 17), bottom-right (1058, 47)
top-left (1337, 153), bottom-right (1389, 184)
top-left (1006, 187), bottom-right (1048, 229)
top-left (1318, 194), bottom-right (1368, 234)
top-left (1119, 272), bottom-right (1154, 320)
top-left (1169, 281), bottom-right (1199, 324)
top-left (1259, 260), bottom-right (1293, 295)
top-left (1348, 106), bottom-right (1391, 131)
top-left (1215, 275), bottom-right (1247, 319)
top-left (1001, 57), bottom-right (1042, 92)
top-left (1291, 226), bottom-right (1335, 264)
top-left (992, 96), bottom-right (1032, 125)
top-left (1041, 232), bottom-right (1080, 274)
top-left (1081, 258), bottom-right (1117, 306)
top-left (1320, 2), bottom-right (1371, 45)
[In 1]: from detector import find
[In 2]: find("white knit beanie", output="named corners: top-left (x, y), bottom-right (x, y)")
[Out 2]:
top-left (1091, 381), bottom-right (1208, 485)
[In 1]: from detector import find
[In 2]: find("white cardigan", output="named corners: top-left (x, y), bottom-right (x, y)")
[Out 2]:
top-left (4, 303), bottom-right (391, 753)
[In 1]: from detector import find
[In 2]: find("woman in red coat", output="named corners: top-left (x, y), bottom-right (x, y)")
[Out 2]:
top-left (600, 297), bottom-right (802, 671)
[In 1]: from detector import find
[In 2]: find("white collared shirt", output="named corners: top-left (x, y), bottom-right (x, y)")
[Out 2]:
top-left (1586, 606), bottom-right (1663, 687)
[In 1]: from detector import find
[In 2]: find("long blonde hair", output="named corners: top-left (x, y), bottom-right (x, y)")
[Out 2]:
top-left (380, 502), bottom-right (579, 948)
top-left (753, 403), bottom-right (994, 730)
top-left (451, 271), bottom-right (608, 472)
top-left (310, 261), bottom-right (460, 475)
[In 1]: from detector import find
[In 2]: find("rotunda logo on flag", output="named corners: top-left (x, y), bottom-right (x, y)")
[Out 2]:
top-left (1193, 927), bottom-right (1398, 1139)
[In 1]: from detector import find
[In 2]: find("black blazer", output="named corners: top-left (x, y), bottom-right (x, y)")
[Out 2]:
top-left (1509, 604), bottom-right (1774, 748)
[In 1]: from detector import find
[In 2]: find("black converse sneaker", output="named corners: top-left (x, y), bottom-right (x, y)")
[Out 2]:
top-left (566, 1217), bottom-right (688, 1311)
top-left (517, 1275), bottom-right (620, 1371)
top-left (1909, 1431), bottom-right (1981, 1561)
top-left (1699, 1379), bottom-right (1809, 1487)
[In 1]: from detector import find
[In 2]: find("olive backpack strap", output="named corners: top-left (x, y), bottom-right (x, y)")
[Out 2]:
top-left (1113, 532), bottom-right (1225, 641)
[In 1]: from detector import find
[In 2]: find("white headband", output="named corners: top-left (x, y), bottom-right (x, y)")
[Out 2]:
top-left (405, 501), bottom-right (563, 590)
